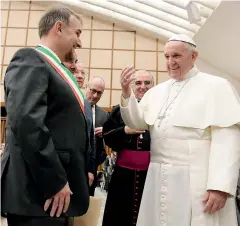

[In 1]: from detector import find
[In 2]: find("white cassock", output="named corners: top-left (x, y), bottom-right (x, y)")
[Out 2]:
top-left (120, 66), bottom-right (240, 226)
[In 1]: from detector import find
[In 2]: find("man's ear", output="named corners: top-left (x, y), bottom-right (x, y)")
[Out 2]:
top-left (192, 51), bottom-right (198, 61)
top-left (54, 21), bottom-right (63, 35)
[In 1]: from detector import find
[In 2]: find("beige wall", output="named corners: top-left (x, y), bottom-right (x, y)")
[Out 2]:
top-left (0, 1), bottom-right (169, 108)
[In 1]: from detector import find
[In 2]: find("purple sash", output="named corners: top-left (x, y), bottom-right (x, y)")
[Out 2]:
top-left (116, 149), bottom-right (150, 171)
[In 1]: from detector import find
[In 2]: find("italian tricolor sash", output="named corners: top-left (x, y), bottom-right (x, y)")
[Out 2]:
top-left (36, 46), bottom-right (85, 114)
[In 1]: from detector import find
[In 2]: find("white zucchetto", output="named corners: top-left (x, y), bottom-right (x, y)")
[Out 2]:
top-left (168, 34), bottom-right (196, 47)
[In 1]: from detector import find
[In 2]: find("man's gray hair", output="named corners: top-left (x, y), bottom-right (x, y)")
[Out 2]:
top-left (133, 70), bottom-right (154, 85)
top-left (184, 42), bottom-right (197, 53)
top-left (38, 7), bottom-right (82, 38)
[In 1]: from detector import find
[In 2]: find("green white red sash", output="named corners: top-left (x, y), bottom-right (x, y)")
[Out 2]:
top-left (36, 46), bottom-right (85, 114)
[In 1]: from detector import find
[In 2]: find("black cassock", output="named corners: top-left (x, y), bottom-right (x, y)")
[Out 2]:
top-left (102, 105), bottom-right (150, 226)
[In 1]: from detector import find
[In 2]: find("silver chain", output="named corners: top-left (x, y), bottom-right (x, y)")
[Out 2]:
top-left (157, 72), bottom-right (199, 127)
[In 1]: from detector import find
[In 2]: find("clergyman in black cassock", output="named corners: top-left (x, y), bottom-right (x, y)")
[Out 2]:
top-left (101, 70), bottom-right (154, 226)
top-left (102, 105), bottom-right (151, 226)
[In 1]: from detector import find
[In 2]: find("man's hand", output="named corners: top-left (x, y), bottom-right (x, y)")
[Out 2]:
top-left (88, 172), bottom-right (94, 186)
top-left (120, 66), bottom-right (136, 99)
top-left (95, 127), bottom-right (103, 137)
top-left (124, 126), bottom-right (145, 135)
top-left (203, 190), bottom-right (228, 214)
top-left (44, 182), bottom-right (72, 217)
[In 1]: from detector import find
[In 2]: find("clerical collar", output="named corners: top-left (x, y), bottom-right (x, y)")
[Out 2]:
top-left (37, 44), bottom-right (61, 64)
top-left (172, 66), bottom-right (199, 83)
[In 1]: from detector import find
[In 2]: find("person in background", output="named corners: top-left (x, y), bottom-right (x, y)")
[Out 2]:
top-left (63, 50), bottom-right (78, 73)
top-left (85, 77), bottom-right (109, 196)
top-left (63, 51), bottom-right (86, 88)
top-left (102, 70), bottom-right (154, 226)
top-left (120, 34), bottom-right (240, 226)
top-left (1, 7), bottom-right (89, 226)
top-left (75, 62), bottom-right (86, 88)
top-left (62, 55), bottom-right (95, 188)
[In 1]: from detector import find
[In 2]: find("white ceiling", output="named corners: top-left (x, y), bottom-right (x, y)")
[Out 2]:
top-left (194, 1), bottom-right (240, 93)
top-left (52, 0), bottom-right (221, 42)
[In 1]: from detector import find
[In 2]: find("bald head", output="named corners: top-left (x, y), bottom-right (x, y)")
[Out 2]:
top-left (86, 76), bottom-right (105, 105)
top-left (88, 76), bottom-right (105, 88)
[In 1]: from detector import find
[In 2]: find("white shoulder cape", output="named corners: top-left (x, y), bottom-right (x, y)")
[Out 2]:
top-left (141, 72), bottom-right (240, 129)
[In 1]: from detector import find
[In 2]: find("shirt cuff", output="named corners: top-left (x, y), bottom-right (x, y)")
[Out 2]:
top-left (121, 94), bottom-right (130, 107)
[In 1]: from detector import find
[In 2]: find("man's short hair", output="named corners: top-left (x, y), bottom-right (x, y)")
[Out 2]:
top-left (38, 7), bottom-right (82, 38)
top-left (133, 70), bottom-right (154, 85)
top-left (65, 51), bottom-right (78, 63)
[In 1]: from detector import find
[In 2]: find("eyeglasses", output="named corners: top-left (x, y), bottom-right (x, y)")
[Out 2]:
top-left (134, 80), bottom-right (152, 86)
top-left (89, 87), bottom-right (103, 96)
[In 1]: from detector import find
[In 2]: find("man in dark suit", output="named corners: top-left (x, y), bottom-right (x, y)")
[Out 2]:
top-left (1, 7), bottom-right (89, 226)
top-left (85, 77), bottom-right (109, 196)
top-left (62, 56), bottom-right (95, 187)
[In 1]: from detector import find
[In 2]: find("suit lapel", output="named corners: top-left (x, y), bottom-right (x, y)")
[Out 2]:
top-left (84, 100), bottom-right (92, 123)
top-left (95, 105), bottom-right (101, 127)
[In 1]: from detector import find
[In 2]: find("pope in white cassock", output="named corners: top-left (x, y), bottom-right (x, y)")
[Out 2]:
top-left (120, 34), bottom-right (240, 226)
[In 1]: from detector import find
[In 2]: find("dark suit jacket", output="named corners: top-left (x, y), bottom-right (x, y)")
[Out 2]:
top-left (84, 99), bottom-right (96, 173)
top-left (1, 48), bottom-right (89, 217)
top-left (95, 105), bottom-right (108, 168)
top-left (89, 105), bottom-right (108, 196)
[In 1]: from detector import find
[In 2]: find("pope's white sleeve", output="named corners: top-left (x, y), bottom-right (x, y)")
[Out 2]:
top-left (120, 92), bottom-right (148, 130)
top-left (207, 125), bottom-right (240, 196)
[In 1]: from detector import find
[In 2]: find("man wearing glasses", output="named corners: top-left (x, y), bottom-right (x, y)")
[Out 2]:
top-left (85, 77), bottom-right (109, 196)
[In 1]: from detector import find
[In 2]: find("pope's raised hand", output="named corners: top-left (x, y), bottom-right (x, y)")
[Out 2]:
top-left (120, 66), bottom-right (136, 99)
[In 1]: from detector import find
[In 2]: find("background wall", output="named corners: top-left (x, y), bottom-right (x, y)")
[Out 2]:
top-left (0, 1), bottom-right (169, 108)
top-left (194, 1), bottom-right (240, 95)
